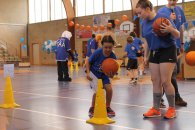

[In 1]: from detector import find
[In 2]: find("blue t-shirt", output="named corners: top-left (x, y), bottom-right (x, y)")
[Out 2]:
top-left (142, 13), bottom-right (176, 51)
top-left (158, 6), bottom-right (186, 48)
top-left (87, 38), bottom-right (98, 57)
top-left (125, 43), bottom-right (139, 59)
top-left (56, 37), bottom-right (71, 61)
top-left (89, 48), bottom-right (116, 78)
top-left (73, 53), bottom-right (78, 62)
top-left (133, 37), bottom-right (143, 50)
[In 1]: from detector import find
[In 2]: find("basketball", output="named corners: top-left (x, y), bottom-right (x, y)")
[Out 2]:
top-left (102, 58), bottom-right (119, 76)
top-left (185, 51), bottom-right (195, 66)
top-left (152, 17), bottom-right (170, 36)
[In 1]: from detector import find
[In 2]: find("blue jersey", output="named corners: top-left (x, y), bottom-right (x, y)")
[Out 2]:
top-left (125, 43), bottom-right (139, 59)
top-left (56, 37), bottom-right (71, 61)
top-left (89, 48), bottom-right (116, 78)
top-left (87, 38), bottom-right (98, 57)
top-left (73, 53), bottom-right (78, 62)
top-left (142, 13), bottom-right (176, 51)
top-left (133, 37), bottom-right (143, 50)
top-left (158, 6), bottom-right (186, 48)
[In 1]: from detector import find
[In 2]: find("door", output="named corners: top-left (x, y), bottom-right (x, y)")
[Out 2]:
top-left (32, 43), bottom-right (40, 65)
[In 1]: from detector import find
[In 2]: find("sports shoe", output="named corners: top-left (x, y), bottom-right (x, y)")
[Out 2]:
top-left (164, 107), bottom-right (177, 119)
top-left (175, 97), bottom-right (187, 106)
top-left (64, 77), bottom-right (72, 82)
top-left (107, 107), bottom-right (115, 117)
top-left (88, 107), bottom-right (94, 117)
top-left (143, 107), bottom-right (161, 118)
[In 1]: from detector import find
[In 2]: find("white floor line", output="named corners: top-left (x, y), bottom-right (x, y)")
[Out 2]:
top-left (15, 108), bottom-right (143, 130)
top-left (0, 90), bottom-right (195, 114)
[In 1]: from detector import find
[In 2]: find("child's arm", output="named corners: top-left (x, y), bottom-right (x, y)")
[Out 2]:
top-left (123, 52), bottom-right (128, 58)
top-left (85, 58), bottom-right (92, 81)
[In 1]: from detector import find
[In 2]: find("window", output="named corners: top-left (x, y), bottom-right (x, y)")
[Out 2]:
top-left (86, 0), bottom-right (94, 15)
top-left (150, 0), bottom-right (157, 7)
top-left (41, 0), bottom-right (49, 22)
top-left (94, 0), bottom-right (103, 14)
top-left (105, 0), bottom-right (131, 13)
top-left (123, 0), bottom-right (132, 10)
top-left (34, 0), bottom-right (42, 22)
top-left (76, 0), bottom-right (85, 16)
top-left (29, 0), bottom-right (35, 23)
top-left (184, 0), bottom-right (195, 1)
top-left (113, 0), bottom-right (123, 12)
top-left (158, 0), bottom-right (183, 6)
top-left (105, 0), bottom-right (112, 13)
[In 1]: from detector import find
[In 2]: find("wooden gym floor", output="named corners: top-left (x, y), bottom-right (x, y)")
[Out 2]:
top-left (0, 66), bottom-right (195, 130)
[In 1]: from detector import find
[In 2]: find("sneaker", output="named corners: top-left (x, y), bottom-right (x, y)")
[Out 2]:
top-left (88, 107), bottom-right (94, 117)
top-left (64, 77), bottom-right (72, 82)
top-left (175, 97), bottom-right (187, 106)
top-left (107, 107), bottom-right (115, 117)
top-left (160, 102), bottom-right (166, 108)
top-left (143, 107), bottom-right (161, 118)
top-left (164, 107), bottom-right (176, 119)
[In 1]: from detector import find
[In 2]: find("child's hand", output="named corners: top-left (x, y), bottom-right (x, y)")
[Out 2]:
top-left (105, 72), bottom-right (115, 78)
top-left (86, 73), bottom-right (93, 81)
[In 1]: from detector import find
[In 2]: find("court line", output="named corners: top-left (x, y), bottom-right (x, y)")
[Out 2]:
top-left (0, 90), bottom-right (195, 114)
top-left (15, 108), bottom-right (143, 130)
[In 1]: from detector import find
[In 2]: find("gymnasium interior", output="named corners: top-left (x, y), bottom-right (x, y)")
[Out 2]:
top-left (0, 0), bottom-right (195, 130)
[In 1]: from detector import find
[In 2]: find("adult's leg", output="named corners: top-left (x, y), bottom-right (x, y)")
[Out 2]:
top-left (57, 61), bottom-right (63, 80)
top-left (149, 63), bottom-right (162, 110)
top-left (160, 63), bottom-right (175, 107)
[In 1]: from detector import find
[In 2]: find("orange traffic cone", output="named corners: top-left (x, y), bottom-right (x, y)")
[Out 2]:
top-left (86, 79), bottom-right (115, 125)
top-left (0, 76), bottom-right (20, 108)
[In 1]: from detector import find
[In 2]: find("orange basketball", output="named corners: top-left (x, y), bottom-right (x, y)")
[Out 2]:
top-left (93, 26), bottom-right (98, 32)
top-left (85, 25), bottom-right (91, 31)
top-left (152, 17), bottom-right (170, 36)
top-left (75, 23), bottom-right (80, 29)
top-left (102, 58), bottom-right (119, 75)
top-left (99, 25), bottom-right (105, 31)
top-left (80, 25), bottom-right (85, 30)
top-left (185, 51), bottom-right (195, 66)
top-left (122, 15), bottom-right (128, 21)
top-left (68, 21), bottom-right (74, 27)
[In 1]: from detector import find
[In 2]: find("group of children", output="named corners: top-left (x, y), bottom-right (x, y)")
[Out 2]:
top-left (55, 0), bottom-right (187, 120)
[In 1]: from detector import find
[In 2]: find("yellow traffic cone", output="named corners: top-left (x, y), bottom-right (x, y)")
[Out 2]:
top-left (70, 61), bottom-right (74, 71)
top-left (86, 79), bottom-right (115, 125)
top-left (75, 62), bottom-right (79, 71)
top-left (0, 76), bottom-right (20, 108)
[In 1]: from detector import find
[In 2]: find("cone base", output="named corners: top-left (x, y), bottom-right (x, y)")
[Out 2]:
top-left (86, 117), bottom-right (115, 125)
top-left (0, 103), bottom-right (20, 108)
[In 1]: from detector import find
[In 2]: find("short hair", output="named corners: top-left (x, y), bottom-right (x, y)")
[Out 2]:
top-left (136, 0), bottom-right (153, 11)
top-left (129, 32), bottom-right (137, 38)
top-left (92, 34), bottom-right (96, 38)
top-left (101, 35), bottom-right (115, 45)
top-left (127, 36), bottom-right (134, 43)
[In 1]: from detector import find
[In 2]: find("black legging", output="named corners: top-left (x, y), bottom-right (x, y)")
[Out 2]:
top-left (57, 61), bottom-right (69, 80)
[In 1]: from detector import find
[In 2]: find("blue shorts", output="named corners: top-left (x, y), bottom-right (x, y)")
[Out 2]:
top-left (91, 71), bottom-right (110, 86)
top-left (101, 74), bottom-right (110, 85)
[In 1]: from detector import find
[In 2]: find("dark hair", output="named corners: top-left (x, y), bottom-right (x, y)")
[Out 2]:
top-left (101, 35), bottom-right (115, 45)
top-left (127, 36), bottom-right (134, 43)
top-left (92, 34), bottom-right (96, 38)
top-left (129, 32), bottom-right (137, 38)
top-left (136, 0), bottom-right (153, 11)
